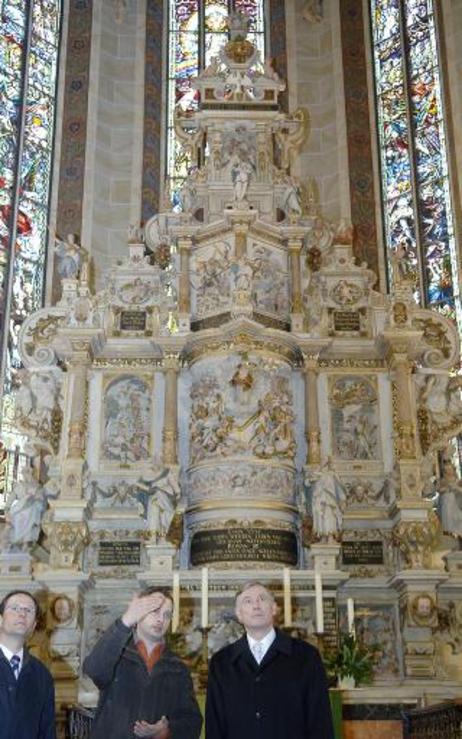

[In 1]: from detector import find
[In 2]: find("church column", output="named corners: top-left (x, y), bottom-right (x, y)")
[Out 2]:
top-left (391, 352), bottom-right (417, 462)
top-left (303, 356), bottom-right (321, 466)
top-left (162, 355), bottom-right (180, 465)
top-left (67, 361), bottom-right (88, 460)
top-left (283, 228), bottom-right (305, 331)
top-left (178, 236), bottom-right (192, 314)
top-left (288, 238), bottom-right (303, 313)
top-left (383, 330), bottom-right (424, 501)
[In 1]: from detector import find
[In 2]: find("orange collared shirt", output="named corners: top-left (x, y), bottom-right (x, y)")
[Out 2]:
top-left (135, 641), bottom-right (170, 738)
top-left (135, 640), bottom-right (165, 673)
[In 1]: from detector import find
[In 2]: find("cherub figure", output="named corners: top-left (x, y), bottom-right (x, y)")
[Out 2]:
top-left (54, 233), bottom-right (87, 280)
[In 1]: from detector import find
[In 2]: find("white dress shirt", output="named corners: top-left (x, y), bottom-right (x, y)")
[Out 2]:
top-left (247, 628), bottom-right (276, 664)
top-left (0, 644), bottom-right (24, 676)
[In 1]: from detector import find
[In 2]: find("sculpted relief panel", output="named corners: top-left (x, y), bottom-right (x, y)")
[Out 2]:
top-left (329, 375), bottom-right (380, 461)
top-left (101, 375), bottom-right (152, 464)
top-left (189, 353), bottom-right (295, 465)
top-left (190, 239), bottom-right (289, 322)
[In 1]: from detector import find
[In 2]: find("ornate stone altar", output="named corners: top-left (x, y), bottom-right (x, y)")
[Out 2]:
top-left (3, 13), bottom-right (462, 724)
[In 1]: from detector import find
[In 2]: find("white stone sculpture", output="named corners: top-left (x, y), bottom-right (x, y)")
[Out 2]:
top-left (180, 178), bottom-right (197, 214)
top-left (137, 468), bottom-right (180, 540)
top-left (281, 177), bottom-right (302, 218)
top-left (54, 233), bottom-right (87, 280)
top-left (437, 459), bottom-right (462, 539)
top-left (127, 224), bottom-right (144, 244)
top-left (14, 370), bottom-right (60, 437)
top-left (5, 468), bottom-right (48, 549)
top-left (309, 459), bottom-right (346, 540)
top-left (231, 156), bottom-right (253, 203)
top-left (420, 373), bottom-right (462, 426)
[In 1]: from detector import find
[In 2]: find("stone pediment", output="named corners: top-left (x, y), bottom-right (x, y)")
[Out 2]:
top-left (182, 318), bottom-right (303, 366)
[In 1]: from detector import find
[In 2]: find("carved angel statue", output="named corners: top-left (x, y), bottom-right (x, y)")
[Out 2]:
top-left (136, 468), bottom-right (180, 541)
top-left (436, 458), bottom-right (462, 540)
top-left (180, 177), bottom-right (197, 214)
top-left (4, 467), bottom-right (58, 550)
top-left (307, 458), bottom-right (347, 540)
top-left (127, 224), bottom-right (144, 244)
top-left (14, 369), bottom-right (60, 435)
top-left (54, 233), bottom-right (88, 280)
top-left (231, 156), bottom-right (253, 203)
top-left (273, 108), bottom-right (310, 171)
top-left (390, 240), bottom-right (417, 292)
top-left (419, 372), bottom-right (462, 427)
top-left (280, 176), bottom-right (302, 218)
top-left (303, 0), bottom-right (323, 23)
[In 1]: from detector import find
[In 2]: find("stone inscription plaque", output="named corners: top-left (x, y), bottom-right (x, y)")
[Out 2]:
top-left (333, 310), bottom-right (360, 332)
top-left (190, 528), bottom-right (298, 566)
top-left (322, 597), bottom-right (338, 652)
top-left (342, 540), bottom-right (384, 566)
top-left (120, 310), bottom-right (147, 332)
top-left (98, 541), bottom-right (141, 567)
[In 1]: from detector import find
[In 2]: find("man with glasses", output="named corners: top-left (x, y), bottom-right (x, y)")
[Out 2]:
top-left (0, 589), bottom-right (56, 739)
top-left (84, 587), bottom-right (202, 739)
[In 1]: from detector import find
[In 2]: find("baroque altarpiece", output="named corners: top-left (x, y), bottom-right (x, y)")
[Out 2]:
top-left (2, 17), bottom-right (462, 717)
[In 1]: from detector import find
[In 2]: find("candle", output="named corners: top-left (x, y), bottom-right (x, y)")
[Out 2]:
top-left (315, 571), bottom-right (324, 633)
top-left (347, 597), bottom-right (355, 636)
top-left (283, 567), bottom-right (292, 627)
top-left (172, 571), bottom-right (180, 633)
top-left (201, 567), bottom-right (209, 628)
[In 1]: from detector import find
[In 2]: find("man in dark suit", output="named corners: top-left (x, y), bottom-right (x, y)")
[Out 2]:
top-left (0, 590), bottom-right (56, 739)
top-left (205, 581), bottom-right (334, 739)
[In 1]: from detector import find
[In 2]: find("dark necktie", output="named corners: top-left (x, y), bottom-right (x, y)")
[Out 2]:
top-left (10, 654), bottom-right (20, 679)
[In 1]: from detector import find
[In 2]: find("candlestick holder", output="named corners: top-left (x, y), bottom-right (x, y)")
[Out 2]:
top-left (198, 626), bottom-right (212, 691)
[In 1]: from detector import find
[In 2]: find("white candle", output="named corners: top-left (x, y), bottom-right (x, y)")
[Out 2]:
top-left (347, 597), bottom-right (355, 636)
top-left (201, 567), bottom-right (209, 628)
top-left (315, 571), bottom-right (324, 633)
top-left (283, 567), bottom-right (292, 627)
top-left (172, 571), bottom-right (180, 633)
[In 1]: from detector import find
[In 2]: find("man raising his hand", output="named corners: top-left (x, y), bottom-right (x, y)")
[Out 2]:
top-left (84, 587), bottom-right (202, 739)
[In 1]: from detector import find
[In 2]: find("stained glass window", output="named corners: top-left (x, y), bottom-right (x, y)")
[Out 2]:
top-left (167, 0), bottom-right (266, 206)
top-left (0, 0), bottom-right (61, 392)
top-left (370, 0), bottom-right (461, 327)
top-left (0, 1), bottom-right (61, 506)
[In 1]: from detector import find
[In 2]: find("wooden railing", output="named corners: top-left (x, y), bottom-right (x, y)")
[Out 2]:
top-left (403, 700), bottom-right (462, 739)
top-left (66, 705), bottom-right (95, 739)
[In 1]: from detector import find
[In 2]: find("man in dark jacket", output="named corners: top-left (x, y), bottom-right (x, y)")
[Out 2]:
top-left (0, 589), bottom-right (56, 739)
top-left (84, 587), bottom-right (202, 739)
top-left (205, 581), bottom-right (334, 739)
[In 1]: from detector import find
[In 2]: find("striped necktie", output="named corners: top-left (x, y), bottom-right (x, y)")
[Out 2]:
top-left (10, 654), bottom-right (20, 679)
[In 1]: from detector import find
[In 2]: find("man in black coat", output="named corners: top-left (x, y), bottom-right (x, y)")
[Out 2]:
top-left (0, 589), bottom-right (56, 739)
top-left (206, 581), bottom-right (334, 739)
top-left (84, 587), bottom-right (202, 739)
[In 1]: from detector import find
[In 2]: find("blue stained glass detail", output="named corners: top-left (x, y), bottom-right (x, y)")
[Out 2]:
top-left (1, 1), bottom-right (61, 404)
top-left (370, 0), bottom-right (461, 328)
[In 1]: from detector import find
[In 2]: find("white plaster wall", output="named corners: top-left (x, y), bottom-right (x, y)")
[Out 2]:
top-left (285, 0), bottom-right (350, 222)
top-left (82, 0), bottom-right (146, 289)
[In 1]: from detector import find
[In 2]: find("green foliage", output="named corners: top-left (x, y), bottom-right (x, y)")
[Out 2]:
top-left (324, 633), bottom-right (380, 686)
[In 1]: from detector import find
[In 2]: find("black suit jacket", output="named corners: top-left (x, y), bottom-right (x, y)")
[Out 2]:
top-left (0, 648), bottom-right (56, 739)
top-left (205, 629), bottom-right (334, 739)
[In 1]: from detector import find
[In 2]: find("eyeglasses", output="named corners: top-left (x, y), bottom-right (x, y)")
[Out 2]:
top-left (5, 604), bottom-right (35, 616)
